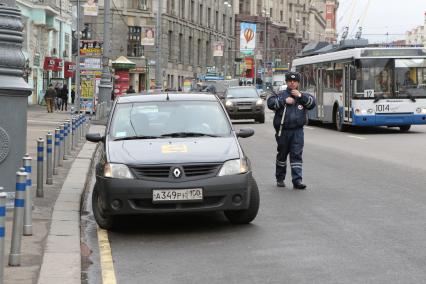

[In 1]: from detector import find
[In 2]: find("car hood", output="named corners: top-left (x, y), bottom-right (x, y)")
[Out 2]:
top-left (107, 137), bottom-right (240, 165)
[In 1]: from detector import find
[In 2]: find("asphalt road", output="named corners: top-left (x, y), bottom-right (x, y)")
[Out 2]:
top-left (83, 109), bottom-right (426, 284)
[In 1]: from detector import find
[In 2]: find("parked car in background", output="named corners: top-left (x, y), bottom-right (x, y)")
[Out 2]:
top-left (86, 93), bottom-right (259, 230)
top-left (223, 86), bottom-right (265, 123)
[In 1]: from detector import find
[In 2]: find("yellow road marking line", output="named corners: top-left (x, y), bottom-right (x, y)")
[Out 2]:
top-left (97, 227), bottom-right (117, 284)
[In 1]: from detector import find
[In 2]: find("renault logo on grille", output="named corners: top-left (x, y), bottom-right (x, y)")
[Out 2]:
top-left (172, 167), bottom-right (182, 178)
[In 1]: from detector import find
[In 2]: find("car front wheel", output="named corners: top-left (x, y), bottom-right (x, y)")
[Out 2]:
top-left (224, 177), bottom-right (260, 224)
top-left (92, 184), bottom-right (116, 230)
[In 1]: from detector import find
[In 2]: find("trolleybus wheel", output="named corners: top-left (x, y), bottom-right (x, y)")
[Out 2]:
top-left (334, 107), bottom-right (346, 132)
top-left (399, 125), bottom-right (411, 132)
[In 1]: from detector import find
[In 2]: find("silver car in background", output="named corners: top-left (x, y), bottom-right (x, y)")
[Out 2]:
top-left (223, 86), bottom-right (265, 123)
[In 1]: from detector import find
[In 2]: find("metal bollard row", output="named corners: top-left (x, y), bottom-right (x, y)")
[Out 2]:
top-left (36, 138), bottom-right (44, 198)
top-left (0, 187), bottom-right (5, 280)
top-left (23, 155), bottom-right (32, 236)
top-left (9, 171), bottom-right (27, 266)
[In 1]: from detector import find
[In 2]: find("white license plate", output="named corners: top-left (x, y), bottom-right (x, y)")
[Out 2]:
top-left (238, 106), bottom-right (252, 110)
top-left (152, 188), bottom-right (203, 202)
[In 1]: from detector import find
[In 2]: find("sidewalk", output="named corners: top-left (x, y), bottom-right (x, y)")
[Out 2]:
top-left (3, 105), bottom-right (99, 284)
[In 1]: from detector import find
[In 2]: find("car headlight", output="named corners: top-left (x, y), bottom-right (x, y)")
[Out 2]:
top-left (256, 99), bottom-right (263, 106)
top-left (416, 107), bottom-right (426, 114)
top-left (104, 163), bottom-right (134, 179)
top-left (225, 100), bottom-right (233, 107)
top-left (218, 158), bottom-right (249, 176)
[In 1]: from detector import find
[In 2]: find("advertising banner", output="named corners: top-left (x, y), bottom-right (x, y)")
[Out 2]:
top-left (52, 58), bottom-right (63, 72)
top-left (84, 0), bottom-right (98, 16)
top-left (113, 70), bottom-right (130, 97)
top-left (79, 40), bottom-right (103, 57)
top-left (43, 57), bottom-right (55, 70)
top-left (64, 61), bottom-right (76, 78)
top-left (213, 41), bottom-right (224, 57)
top-left (141, 27), bottom-right (155, 46)
top-left (240, 22), bottom-right (256, 55)
top-left (81, 76), bottom-right (95, 99)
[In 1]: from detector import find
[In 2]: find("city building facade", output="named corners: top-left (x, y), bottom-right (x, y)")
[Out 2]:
top-left (405, 12), bottom-right (426, 46)
top-left (17, 0), bottom-right (73, 105)
top-left (235, 0), bottom-right (332, 83)
top-left (86, 0), bottom-right (235, 91)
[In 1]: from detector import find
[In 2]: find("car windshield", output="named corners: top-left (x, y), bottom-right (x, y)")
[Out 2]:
top-left (226, 88), bottom-right (259, 98)
top-left (109, 100), bottom-right (232, 140)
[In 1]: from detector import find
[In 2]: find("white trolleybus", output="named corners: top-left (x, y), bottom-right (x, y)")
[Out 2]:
top-left (292, 45), bottom-right (426, 131)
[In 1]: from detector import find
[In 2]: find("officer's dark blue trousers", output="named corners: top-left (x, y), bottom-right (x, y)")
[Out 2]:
top-left (275, 128), bottom-right (304, 185)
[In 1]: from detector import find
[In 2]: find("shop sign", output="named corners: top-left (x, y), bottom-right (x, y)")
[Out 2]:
top-left (43, 57), bottom-right (55, 70)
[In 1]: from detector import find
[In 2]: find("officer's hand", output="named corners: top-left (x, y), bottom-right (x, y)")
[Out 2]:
top-left (291, 90), bottom-right (302, 98)
top-left (285, 97), bottom-right (295, 104)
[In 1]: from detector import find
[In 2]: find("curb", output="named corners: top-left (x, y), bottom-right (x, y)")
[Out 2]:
top-left (37, 141), bottom-right (97, 284)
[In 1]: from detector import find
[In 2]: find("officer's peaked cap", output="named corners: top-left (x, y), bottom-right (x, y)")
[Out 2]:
top-left (285, 72), bottom-right (301, 82)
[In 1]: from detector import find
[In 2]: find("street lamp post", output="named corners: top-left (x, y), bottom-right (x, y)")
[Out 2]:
top-left (141, 56), bottom-right (149, 92)
top-left (155, 0), bottom-right (162, 90)
top-left (224, 1), bottom-right (232, 79)
top-left (262, 9), bottom-right (270, 88)
top-left (98, 0), bottom-right (112, 120)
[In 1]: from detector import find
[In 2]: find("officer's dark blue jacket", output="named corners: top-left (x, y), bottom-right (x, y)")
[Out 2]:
top-left (267, 88), bottom-right (316, 131)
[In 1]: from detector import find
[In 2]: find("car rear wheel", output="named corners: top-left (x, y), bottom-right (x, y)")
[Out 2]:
top-left (224, 177), bottom-right (260, 224)
top-left (92, 184), bottom-right (116, 230)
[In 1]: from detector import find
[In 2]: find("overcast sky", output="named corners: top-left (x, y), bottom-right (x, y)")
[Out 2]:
top-left (337, 0), bottom-right (426, 43)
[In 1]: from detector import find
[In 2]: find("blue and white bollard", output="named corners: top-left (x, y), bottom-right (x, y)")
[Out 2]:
top-left (9, 171), bottom-right (27, 266)
top-left (71, 117), bottom-right (76, 151)
top-left (59, 124), bottom-right (64, 166)
top-left (23, 155), bottom-right (33, 236)
top-left (46, 132), bottom-right (53, 184)
top-left (65, 120), bottom-right (72, 156)
top-left (36, 138), bottom-right (44, 198)
top-left (54, 128), bottom-right (60, 174)
top-left (0, 187), bottom-right (6, 281)
top-left (63, 122), bottom-right (69, 160)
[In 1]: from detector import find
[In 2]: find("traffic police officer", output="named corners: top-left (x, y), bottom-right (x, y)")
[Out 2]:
top-left (267, 72), bottom-right (316, 189)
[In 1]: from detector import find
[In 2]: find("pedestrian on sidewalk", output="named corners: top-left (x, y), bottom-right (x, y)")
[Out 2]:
top-left (267, 72), bottom-right (316, 190)
top-left (44, 84), bottom-right (56, 113)
top-left (54, 83), bottom-right (62, 111)
top-left (71, 87), bottom-right (75, 104)
top-left (60, 84), bottom-right (69, 111)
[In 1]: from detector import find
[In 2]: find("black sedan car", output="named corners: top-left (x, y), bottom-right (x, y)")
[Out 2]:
top-left (223, 86), bottom-right (265, 123)
top-left (86, 93), bottom-right (259, 229)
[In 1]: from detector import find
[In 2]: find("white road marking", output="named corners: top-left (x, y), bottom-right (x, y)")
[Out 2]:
top-left (305, 126), bottom-right (315, 130)
top-left (347, 135), bottom-right (366, 140)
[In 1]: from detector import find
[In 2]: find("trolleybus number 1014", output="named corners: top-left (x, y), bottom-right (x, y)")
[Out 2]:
top-left (376, 104), bottom-right (390, 112)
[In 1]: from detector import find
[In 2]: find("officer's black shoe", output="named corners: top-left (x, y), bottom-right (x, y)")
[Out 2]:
top-left (276, 180), bottom-right (286, 187)
top-left (293, 183), bottom-right (307, 190)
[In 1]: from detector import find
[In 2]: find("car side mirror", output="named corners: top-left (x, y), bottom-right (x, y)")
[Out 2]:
top-left (236, 128), bottom-right (255, 138)
top-left (86, 133), bottom-right (105, 143)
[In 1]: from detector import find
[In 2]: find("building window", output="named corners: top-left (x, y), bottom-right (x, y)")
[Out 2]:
top-left (199, 4), bottom-right (203, 25)
top-left (197, 39), bottom-right (201, 65)
top-left (168, 30), bottom-right (173, 61)
top-left (207, 8), bottom-right (211, 27)
top-left (280, 11), bottom-right (283, 22)
top-left (205, 40), bottom-right (210, 66)
top-left (222, 14), bottom-right (226, 33)
top-left (64, 33), bottom-right (70, 58)
top-left (82, 23), bottom-right (92, 40)
top-left (215, 11), bottom-right (218, 30)
top-left (191, 1), bottom-right (195, 21)
top-left (127, 0), bottom-right (138, 9)
top-left (179, 33), bottom-right (183, 62)
top-left (180, 0), bottom-right (185, 18)
top-left (189, 36), bottom-right (193, 65)
top-left (127, 26), bottom-right (142, 57)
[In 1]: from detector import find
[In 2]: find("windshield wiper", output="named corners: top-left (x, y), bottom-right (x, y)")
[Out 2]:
top-left (114, 135), bottom-right (161, 141)
top-left (407, 93), bottom-right (416, 102)
top-left (161, 132), bottom-right (219, 138)
top-left (373, 94), bottom-right (383, 103)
